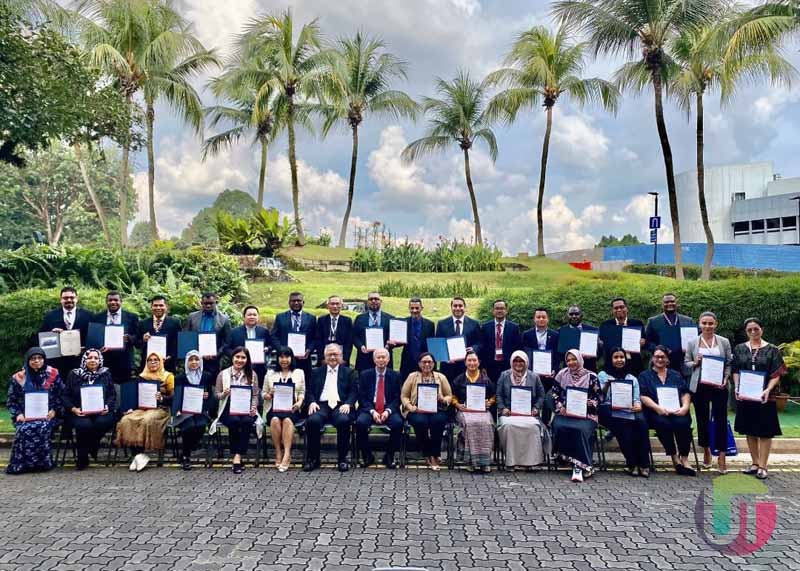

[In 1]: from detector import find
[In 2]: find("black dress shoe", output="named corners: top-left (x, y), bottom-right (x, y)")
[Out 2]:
top-left (76, 457), bottom-right (89, 471)
top-left (360, 454), bottom-right (375, 469)
top-left (181, 457), bottom-right (192, 471)
top-left (232, 463), bottom-right (244, 474)
top-left (302, 461), bottom-right (318, 472)
top-left (382, 454), bottom-right (397, 469)
top-left (675, 464), bottom-right (696, 477)
top-left (338, 462), bottom-right (350, 473)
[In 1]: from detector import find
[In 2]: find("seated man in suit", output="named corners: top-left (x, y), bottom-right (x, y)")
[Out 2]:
top-left (352, 291), bottom-right (394, 372)
top-left (138, 295), bottom-right (181, 373)
top-left (305, 344), bottom-right (357, 473)
top-left (272, 292), bottom-right (316, 381)
top-left (315, 295), bottom-right (353, 366)
top-left (436, 297), bottom-right (481, 382)
top-left (90, 290), bottom-right (139, 384)
top-left (39, 286), bottom-right (93, 381)
top-left (185, 292), bottom-right (232, 380)
top-left (226, 305), bottom-right (273, 382)
top-left (392, 297), bottom-right (435, 381)
top-left (480, 299), bottom-right (522, 382)
top-left (355, 348), bottom-right (403, 469)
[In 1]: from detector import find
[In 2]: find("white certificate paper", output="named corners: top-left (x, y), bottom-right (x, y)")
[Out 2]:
top-left (365, 327), bottom-right (384, 351)
top-left (657, 386), bottom-right (681, 413)
top-left (532, 351), bottom-right (552, 376)
top-left (680, 327), bottom-right (698, 351)
top-left (446, 336), bottom-right (467, 362)
top-left (181, 386), bottom-right (204, 415)
top-left (24, 392), bottom-right (49, 420)
top-left (566, 388), bottom-right (588, 418)
top-left (510, 387), bottom-right (532, 416)
top-left (38, 332), bottom-right (61, 359)
top-left (287, 333), bottom-right (306, 356)
top-left (245, 340), bottom-right (265, 364)
top-left (417, 383), bottom-right (438, 413)
top-left (104, 325), bottom-right (125, 349)
top-left (700, 356), bottom-right (725, 386)
top-left (389, 319), bottom-right (408, 344)
top-left (198, 333), bottom-right (217, 357)
top-left (739, 371), bottom-right (766, 401)
top-left (59, 329), bottom-right (81, 356)
top-left (147, 335), bottom-right (167, 358)
top-left (610, 382), bottom-right (633, 410)
top-left (80, 385), bottom-right (105, 414)
top-left (272, 384), bottom-right (294, 412)
top-left (138, 382), bottom-right (158, 409)
top-left (579, 331), bottom-right (599, 357)
top-left (621, 327), bottom-right (641, 353)
top-left (465, 384), bottom-right (486, 412)
top-left (229, 386), bottom-right (252, 415)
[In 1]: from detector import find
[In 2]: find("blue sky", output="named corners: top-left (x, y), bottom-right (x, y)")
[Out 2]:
top-left (132, 0), bottom-right (800, 253)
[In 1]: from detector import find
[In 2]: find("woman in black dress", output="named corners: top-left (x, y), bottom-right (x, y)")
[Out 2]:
top-left (732, 318), bottom-right (785, 480)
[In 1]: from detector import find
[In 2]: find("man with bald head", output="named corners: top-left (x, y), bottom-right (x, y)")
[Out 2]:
top-left (355, 348), bottom-right (403, 469)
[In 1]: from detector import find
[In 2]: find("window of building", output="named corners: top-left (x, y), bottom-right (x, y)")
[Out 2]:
top-left (733, 192), bottom-right (746, 201)
top-left (767, 218), bottom-right (781, 232)
top-left (783, 216), bottom-right (797, 229)
top-left (751, 219), bottom-right (765, 233)
top-left (733, 221), bottom-right (749, 234)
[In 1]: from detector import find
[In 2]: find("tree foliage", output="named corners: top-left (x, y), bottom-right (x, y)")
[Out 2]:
top-left (181, 189), bottom-right (258, 246)
top-left (595, 234), bottom-right (643, 247)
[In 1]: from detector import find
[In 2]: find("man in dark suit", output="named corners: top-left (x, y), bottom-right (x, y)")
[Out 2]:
top-left (89, 291), bottom-right (139, 384)
top-left (352, 291), bottom-right (394, 372)
top-left (556, 305), bottom-right (599, 372)
top-left (39, 286), bottom-right (93, 381)
top-left (314, 295), bottom-right (353, 366)
top-left (480, 299), bottom-right (522, 382)
top-left (391, 297), bottom-right (435, 381)
top-left (226, 305), bottom-right (274, 382)
top-left (436, 296), bottom-right (482, 381)
top-left (137, 295), bottom-right (181, 373)
top-left (185, 292), bottom-right (232, 379)
top-left (599, 297), bottom-right (646, 376)
top-left (355, 348), bottom-right (403, 469)
top-left (521, 307), bottom-right (559, 423)
top-left (645, 293), bottom-right (695, 372)
top-left (272, 292), bottom-right (317, 380)
top-left (304, 344), bottom-right (358, 472)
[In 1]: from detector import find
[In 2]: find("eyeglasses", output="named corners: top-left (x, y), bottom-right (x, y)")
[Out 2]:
top-left (419, 360), bottom-right (434, 365)
top-left (368, 297), bottom-right (380, 301)
top-left (745, 328), bottom-right (761, 333)
top-left (653, 355), bottom-right (667, 359)
top-left (568, 312), bottom-right (581, 316)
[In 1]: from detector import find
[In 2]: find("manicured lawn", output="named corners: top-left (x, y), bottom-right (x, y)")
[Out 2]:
top-left (280, 244), bottom-right (356, 262)
top-left (0, 407), bottom-right (10, 433)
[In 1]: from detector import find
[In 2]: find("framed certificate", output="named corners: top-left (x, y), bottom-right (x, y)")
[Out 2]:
top-left (700, 355), bottom-right (725, 386)
top-left (287, 333), bottom-right (306, 356)
top-left (272, 383), bottom-right (295, 412)
top-left (565, 387), bottom-right (588, 418)
top-left (510, 386), bottom-right (532, 416)
top-left (656, 386), bottom-right (681, 413)
top-left (104, 325), bottom-right (125, 350)
top-left (24, 390), bottom-right (49, 420)
top-left (389, 319), bottom-right (408, 344)
top-left (531, 350), bottom-right (552, 376)
top-left (80, 384), bottom-right (105, 414)
top-left (738, 371), bottom-right (766, 402)
top-left (416, 383), bottom-right (438, 413)
top-left (446, 337), bottom-right (467, 362)
top-left (621, 327), bottom-right (641, 353)
top-left (365, 327), bottom-right (384, 351)
top-left (579, 331), bottom-right (599, 358)
top-left (229, 386), bottom-right (253, 416)
top-left (137, 381), bottom-right (159, 410)
top-left (610, 381), bottom-right (633, 411)
top-left (465, 384), bottom-right (486, 412)
top-left (198, 333), bottom-right (217, 358)
top-left (181, 386), bottom-right (204, 415)
top-left (245, 339), bottom-right (265, 364)
top-left (147, 335), bottom-right (167, 358)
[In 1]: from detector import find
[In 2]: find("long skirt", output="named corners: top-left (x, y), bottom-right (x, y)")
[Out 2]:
top-left (456, 411), bottom-right (494, 468)
top-left (552, 415), bottom-right (596, 470)
top-left (497, 416), bottom-right (544, 467)
top-left (6, 420), bottom-right (57, 474)
top-left (115, 408), bottom-right (170, 451)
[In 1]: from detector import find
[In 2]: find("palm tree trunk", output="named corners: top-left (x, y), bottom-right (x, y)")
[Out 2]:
top-left (287, 97), bottom-right (305, 246)
top-left (146, 99), bottom-right (158, 240)
top-left (463, 148), bottom-right (482, 245)
top-left (696, 92), bottom-right (714, 281)
top-left (536, 106), bottom-right (553, 257)
top-left (338, 124), bottom-right (359, 248)
top-left (119, 93), bottom-right (132, 247)
top-left (74, 141), bottom-right (112, 243)
top-left (652, 70), bottom-right (684, 280)
top-left (257, 136), bottom-right (268, 209)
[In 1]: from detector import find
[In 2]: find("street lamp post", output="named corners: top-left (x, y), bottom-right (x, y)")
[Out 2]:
top-left (791, 196), bottom-right (800, 245)
top-left (648, 192), bottom-right (659, 264)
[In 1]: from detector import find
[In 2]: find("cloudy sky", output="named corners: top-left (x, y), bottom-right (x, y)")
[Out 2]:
top-left (132, 0), bottom-right (800, 253)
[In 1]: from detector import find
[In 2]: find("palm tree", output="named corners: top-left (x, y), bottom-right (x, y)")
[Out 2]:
top-left (320, 32), bottom-right (418, 248)
top-left (486, 24), bottom-right (619, 257)
top-left (552, 0), bottom-right (721, 279)
top-left (238, 9), bottom-right (325, 246)
top-left (402, 71), bottom-right (498, 245)
top-left (668, 15), bottom-right (795, 280)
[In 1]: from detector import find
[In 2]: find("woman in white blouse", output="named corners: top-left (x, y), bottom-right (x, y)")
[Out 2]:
top-left (262, 346), bottom-right (305, 472)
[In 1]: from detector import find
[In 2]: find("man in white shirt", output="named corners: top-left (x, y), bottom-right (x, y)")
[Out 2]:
top-left (89, 291), bottom-right (140, 383)
top-left (435, 297), bottom-right (482, 381)
top-left (38, 286), bottom-right (93, 381)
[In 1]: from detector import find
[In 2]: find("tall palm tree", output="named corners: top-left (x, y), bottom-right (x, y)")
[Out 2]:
top-left (320, 32), bottom-right (418, 248)
top-left (668, 15), bottom-right (795, 280)
top-left (239, 9), bottom-right (325, 246)
top-left (552, 0), bottom-right (721, 279)
top-left (486, 24), bottom-right (619, 257)
top-left (402, 71), bottom-right (497, 245)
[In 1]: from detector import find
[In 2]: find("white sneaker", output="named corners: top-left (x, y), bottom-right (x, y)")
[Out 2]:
top-left (571, 467), bottom-right (583, 483)
top-left (135, 453), bottom-right (150, 472)
top-left (129, 458), bottom-right (138, 472)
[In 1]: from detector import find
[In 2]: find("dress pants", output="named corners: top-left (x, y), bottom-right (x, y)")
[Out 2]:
top-left (407, 411), bottom-right (448, 457)
top-left (646, 412), bottom-right (692, 456)
top-left (306, 403), bottom-right (356, 463)
top-left (355, 411), bottom-right (403, 460)
top-left (72, 413), bottom-right (115, 461)
top-left (693, 384), bottom-right (729, 451)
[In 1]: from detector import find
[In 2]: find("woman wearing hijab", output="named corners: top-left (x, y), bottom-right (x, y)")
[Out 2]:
top-left (451, 350), bottom-right (496, 473)
top-left (496, 350), bottom-right (546, 470)
top-left (63, 348), bottom-right (116, 470)
top-left (262, 346), bottom-right (305, 472)
top-left (552, 349), bottom-right (602, 482)
top-left (115, 352), bottom-right (174, 472)
top-left (6, 348), bottom-right (64, 474)
top-left (173, 350), bottom-right (215, 470)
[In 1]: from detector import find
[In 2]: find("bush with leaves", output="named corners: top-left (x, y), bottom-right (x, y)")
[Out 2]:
top-left (215, 208), bottom-right (296, 256)
top-left (624, 264), bottom-right (790, 280)
top-left (351, 240), bottom-right (502, 272)
top-left (378, 279), bottom-right (488, 298)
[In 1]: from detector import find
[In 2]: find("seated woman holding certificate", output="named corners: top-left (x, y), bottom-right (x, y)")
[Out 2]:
top-left (115, 352), bottom-right (174, 472)
top-left (6, 348), bottom-right (64, 475)
top-left (401, 352), bottom-right (453, 471)
top-left (63, 349), bottom-right (116, 470)
top-left (597, 348), bottom-right (651, 477)
top-left (732, 318), bottom-right (785, 480)
top-left (262, 346), bottom-right (305, 472)
top-left (173, 350), bottom-right (216, 471)
top-left (451, 351), bottom-right (496, 473)
top-left (552, 349), bottom-right (602, 482)
top-left (683, 312), bottom-right (732, 474)
top-left (496, 350), bottom-right (546, 471)
top-left (212, 346), bottom-right (260, 474)
top-left (639, 345), bottom-right (695, 476)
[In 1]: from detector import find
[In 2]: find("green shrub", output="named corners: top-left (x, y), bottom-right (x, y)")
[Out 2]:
top-left (378, 279), bottom-right (488, 299)
top-left (623, 264), bottom-right (791, 280)
top-left (352, 240), bottom-right (502, 273)
top-left (780, 341), bottom-right (800, 397)
top-left (214, 208), bottom-right (295, 256)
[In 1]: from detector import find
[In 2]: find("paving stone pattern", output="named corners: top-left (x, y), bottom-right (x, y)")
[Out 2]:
top-left (0, 467), bottom-right (798, 570)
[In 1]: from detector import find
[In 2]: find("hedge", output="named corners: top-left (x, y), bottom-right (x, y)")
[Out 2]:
top-left (623, 264), bottom-right (790, 280)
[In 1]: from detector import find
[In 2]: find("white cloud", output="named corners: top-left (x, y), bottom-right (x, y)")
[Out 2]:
top-left (551, 110), bottom-right (610, 167)
top-left (624, 194), bottom-right (674, 244)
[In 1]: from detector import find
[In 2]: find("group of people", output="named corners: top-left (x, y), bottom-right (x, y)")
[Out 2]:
top-left (6, 288), bottom-right (785, 483)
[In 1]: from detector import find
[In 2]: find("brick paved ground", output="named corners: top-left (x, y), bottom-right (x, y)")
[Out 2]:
top-left (1, 465), bottom-right (798, 571)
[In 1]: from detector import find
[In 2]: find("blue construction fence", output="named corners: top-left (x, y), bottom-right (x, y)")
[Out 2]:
top-left (603, 243), bottom-right (800, 272)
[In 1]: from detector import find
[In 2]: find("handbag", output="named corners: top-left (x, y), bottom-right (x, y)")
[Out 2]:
top-left (709, 416), bottom-right (738, 456)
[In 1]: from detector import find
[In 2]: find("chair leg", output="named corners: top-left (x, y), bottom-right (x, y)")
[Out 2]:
top-left (205, 432), bottom-right (213, 468)
top-left (351, 429), bottom-right (358, 467)
top-left (691, 437), bottom-right (701, 472)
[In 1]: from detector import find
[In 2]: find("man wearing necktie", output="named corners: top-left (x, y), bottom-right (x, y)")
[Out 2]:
top-left (38, 286), bottom-right (93, 382)
top-left (185, 292), bottom-right (232, 380)
top-left (355, 348), bottom-right (403, 468)
top-left (305, 344), bottom-right (358, 472)
top-left (353, 292), bottom-right (394, 372)
top-left (272, 292), bottom-right (317, 381)
top-left (137, 295), bottom-right (181, 373)
top-left (436, 297), bottom-right (482, 382)
top-left (89, 291), bottom-right (140, 384)
top-left (480, 299), bottom-right (522, 382)
top-left (314, 295), bottom-right (353, 366)
top-left (393, 297), bottom-right (435, 381)
top-left (225, 305), bottom-right (274, 383)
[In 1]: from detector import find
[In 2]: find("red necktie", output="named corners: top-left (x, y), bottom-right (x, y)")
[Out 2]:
top-left (495, 322), bottom-right (503, 361)
top-left (375, 373), bottom-right (385, 414)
